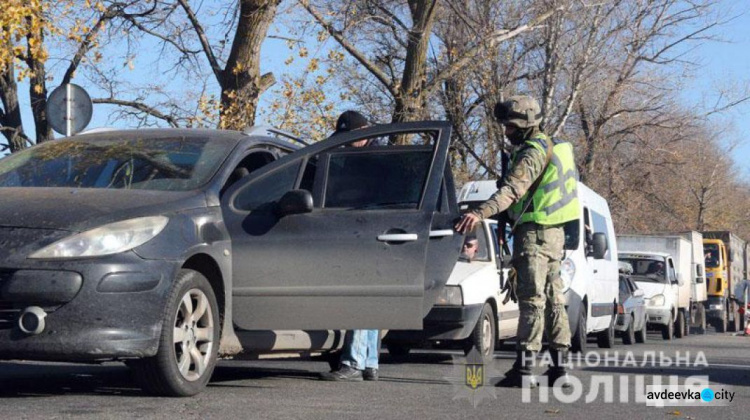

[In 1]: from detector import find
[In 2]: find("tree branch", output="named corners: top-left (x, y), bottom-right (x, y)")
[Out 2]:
top-left (92, 98), bottom-right (179, 127)
top-left (176, 0), bottom-right (223, 82)
top-left (298, 0), bottom-right (397, 97)
top-left (424, 6), bottom-right (563, 97)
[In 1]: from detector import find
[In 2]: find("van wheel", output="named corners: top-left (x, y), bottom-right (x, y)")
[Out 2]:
top-left (661, 312), bottom-right (674, 340)
top-left (635, 312), bottom-right (647, 344)
top-left (597, 315), bottom-right (615, 348)
top-left (465, 303), bottom-right (496, 357)
top-left (622, 315), bottom-right (635, 345)
top-left (695, 304), bottom-right (707, 334)
top-left (570, 304), bottom-right (587, 353)
top-left (131, 269), bottom-right (219, 397)
top-left (675, 310), bottom-right (686, 338)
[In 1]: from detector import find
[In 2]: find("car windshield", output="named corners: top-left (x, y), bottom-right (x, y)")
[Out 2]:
top-left (619, 257), bottom-right (668, 284)
top-left (703, 243), bottom-right (720, 268)
top-left (0, 135), bottom-right (235, 191)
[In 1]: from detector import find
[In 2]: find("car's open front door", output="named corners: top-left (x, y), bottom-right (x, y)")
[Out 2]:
top-left (222, 122), bottom-right (461, 330)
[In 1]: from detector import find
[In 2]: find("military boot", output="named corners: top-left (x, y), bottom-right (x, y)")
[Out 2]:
top-left (544, 349), bottom-right (572, 388)
top-left (497, 350), bottom-right (538, 388)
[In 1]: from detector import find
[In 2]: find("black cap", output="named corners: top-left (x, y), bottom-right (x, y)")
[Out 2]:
top-left (335, 110), bottom-right (369, 134)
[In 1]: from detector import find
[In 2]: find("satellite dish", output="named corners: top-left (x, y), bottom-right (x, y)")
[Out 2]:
top-left (46, 83), bottom-right (93, 136)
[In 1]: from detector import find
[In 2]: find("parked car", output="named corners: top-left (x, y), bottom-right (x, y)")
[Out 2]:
top-left (615, 262), bottom-right (647, 344)
top-left (456, 181), bottom-right (619, 352)
top-left (384, 218), bottom-right (518, 358)
top-left (0, 122), bottom-right (462, 396)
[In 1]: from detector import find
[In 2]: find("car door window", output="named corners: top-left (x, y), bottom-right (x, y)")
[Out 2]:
top-left (322, 147), bottom-right (430, 209)
top-left (233, 160), bottom-right (301, 211)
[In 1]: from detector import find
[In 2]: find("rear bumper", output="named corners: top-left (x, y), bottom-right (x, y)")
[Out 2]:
top-left (385, 304), bottom-right (484, 343)
top-left (614, 313), bottom-right (631, 332)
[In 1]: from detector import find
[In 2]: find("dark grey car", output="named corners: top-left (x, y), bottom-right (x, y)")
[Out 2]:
top-left (0, 122), bottom-right (461, 396)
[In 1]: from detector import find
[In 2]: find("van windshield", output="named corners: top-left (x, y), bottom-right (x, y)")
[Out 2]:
top-left (619, 257), bottom-right (668, 284)
top-left (703, 243), bottom-right (720, 268)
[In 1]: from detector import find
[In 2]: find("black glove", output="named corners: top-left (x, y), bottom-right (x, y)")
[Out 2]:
top-left (496, 178), bottom-right (503, 189)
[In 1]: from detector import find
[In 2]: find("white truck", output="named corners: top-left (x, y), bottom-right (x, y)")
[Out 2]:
top-left (617, 233), bottom-right (708, 339)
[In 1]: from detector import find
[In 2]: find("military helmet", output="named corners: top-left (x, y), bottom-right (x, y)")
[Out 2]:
top-left (494, 95), bottom-right (541, 128)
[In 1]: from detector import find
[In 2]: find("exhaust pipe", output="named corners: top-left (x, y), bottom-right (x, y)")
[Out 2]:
top-left (18, 306), bottom-right (47, 335)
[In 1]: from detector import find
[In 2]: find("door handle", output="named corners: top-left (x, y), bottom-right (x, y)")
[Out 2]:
top-left (377, 233), bottom-right (418, 242)
top-left (429, 229), bottom-right (454, 238)
top-left (593, 269), bottom-right (598, 274)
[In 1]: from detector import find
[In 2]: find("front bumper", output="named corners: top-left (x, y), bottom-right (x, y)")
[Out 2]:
top-left (645, 307), bottom-right (671, 326)
top-left (0, 253), bottom-right (178, 362)
top-left (705, 296), bottom-right (726, 319)
top-left (385, 303), bottom-right (484, 344)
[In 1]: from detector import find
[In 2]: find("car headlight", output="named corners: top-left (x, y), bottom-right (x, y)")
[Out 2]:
top-left (560, 258), bottom-right (575, 291)
top-left (435, 286), bottom-right (463, 306)
top-left (647, 294), bottom-right (665, 307)
top-left (29, 216), bottom-right (169, 259)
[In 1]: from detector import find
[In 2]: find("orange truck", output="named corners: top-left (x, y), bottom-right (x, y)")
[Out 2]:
top-left (702, 231), bottom-right (748, 332)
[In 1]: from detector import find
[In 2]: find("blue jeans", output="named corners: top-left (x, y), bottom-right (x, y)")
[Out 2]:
top-left (340, 329), bottom-right (380, 370)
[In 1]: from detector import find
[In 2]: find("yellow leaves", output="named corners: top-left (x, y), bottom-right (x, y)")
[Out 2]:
top-left (298, 47), bottom-right (309, 58)
top-left (307, 58), bottom-right (319, 72)
top-left (232, 62), bottom-right (245, 75)
top-left (284, 56), bottom-right (294, 66)
top-left (33, 84), bottom-right (43, 94)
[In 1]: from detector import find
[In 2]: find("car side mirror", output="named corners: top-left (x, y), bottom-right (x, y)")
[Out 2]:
top-left (277, 190), bottom-right (313, 216)
top-left (589, 232), bottom-right (608, 259)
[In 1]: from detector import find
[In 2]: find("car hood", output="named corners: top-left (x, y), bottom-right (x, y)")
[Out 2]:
top-left (0, 187), bottom-right (206, 232)
top-left (633, 281), bottom-right (667, 300)
top-left (446, 260), bottom-right (491, 286)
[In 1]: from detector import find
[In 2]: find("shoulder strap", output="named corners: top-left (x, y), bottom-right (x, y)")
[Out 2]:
top-left (508, 137), bottom-right (554, 236)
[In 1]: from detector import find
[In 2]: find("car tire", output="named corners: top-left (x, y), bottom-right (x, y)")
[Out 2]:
top-left (696, 304), bottom-right (707, 334)
top-left (465, 303), bottom-right (496, 357)
top-left (675, 310), bottom-right (686, 339)
top-left (570, 303), bottom-right (587, 353)
top-left (622, 314), bottom-right (635, 345)
top-left (386, 342), bottom-right (411, 358)
top-left (132, 269), bottom-right (220, 397)
top-left (597, 313), bottom-right (615, 349)
top-left (635, 312), bottom-right (647, 344)
top-left (661, 312), bottom-right (674, 340)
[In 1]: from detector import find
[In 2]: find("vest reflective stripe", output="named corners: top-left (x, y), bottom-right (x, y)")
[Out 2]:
top-left (509, 134), bottom-right (581, 225)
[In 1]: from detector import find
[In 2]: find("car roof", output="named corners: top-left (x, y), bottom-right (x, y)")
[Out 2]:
top-left (67, 127), bottom-right (303, 153)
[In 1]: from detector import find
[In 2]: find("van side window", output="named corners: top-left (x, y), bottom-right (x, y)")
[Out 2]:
top-left (590, 210), bottom-right (612, 260)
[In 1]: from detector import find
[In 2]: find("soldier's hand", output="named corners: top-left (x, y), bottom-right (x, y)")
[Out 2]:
top-left (455, 213), bottom-right (481, 234)
top-left (502, 267), bottom-right (518, 304)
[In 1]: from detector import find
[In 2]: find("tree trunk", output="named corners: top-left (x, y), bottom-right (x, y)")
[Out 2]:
top-left (0, 64), bottom-right (27, 152)
top-left (391, 0), bottom-right (439, 131)
top-left (219, 0), bottom-right (280, 130)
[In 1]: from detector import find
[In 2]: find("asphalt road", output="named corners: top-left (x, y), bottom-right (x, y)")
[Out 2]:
top-left (1, 330), bottom-right (749, 420)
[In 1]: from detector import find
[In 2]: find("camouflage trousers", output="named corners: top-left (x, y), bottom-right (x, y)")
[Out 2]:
top-left (512, 223), bottom-right (570, 351)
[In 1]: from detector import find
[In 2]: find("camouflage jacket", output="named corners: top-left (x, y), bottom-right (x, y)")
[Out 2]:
top-left (473, 138), bottom-right (548, 220)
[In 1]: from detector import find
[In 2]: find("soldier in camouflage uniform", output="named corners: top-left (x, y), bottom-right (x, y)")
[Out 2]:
top-left (455, 95), bottom-right (580, 388)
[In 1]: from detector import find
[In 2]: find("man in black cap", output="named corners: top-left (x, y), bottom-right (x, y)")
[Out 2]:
top-left (321, 111), bottom-right (381, 382)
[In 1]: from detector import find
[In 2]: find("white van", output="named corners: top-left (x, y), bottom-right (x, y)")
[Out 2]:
top-left (454, 181), bottom-right (619, 351)
top-left (383, 218), bottom-right (518, 357)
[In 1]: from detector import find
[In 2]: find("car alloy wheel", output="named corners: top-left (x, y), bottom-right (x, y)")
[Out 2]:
top-left (174, 288), bottom-right (215, 381)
